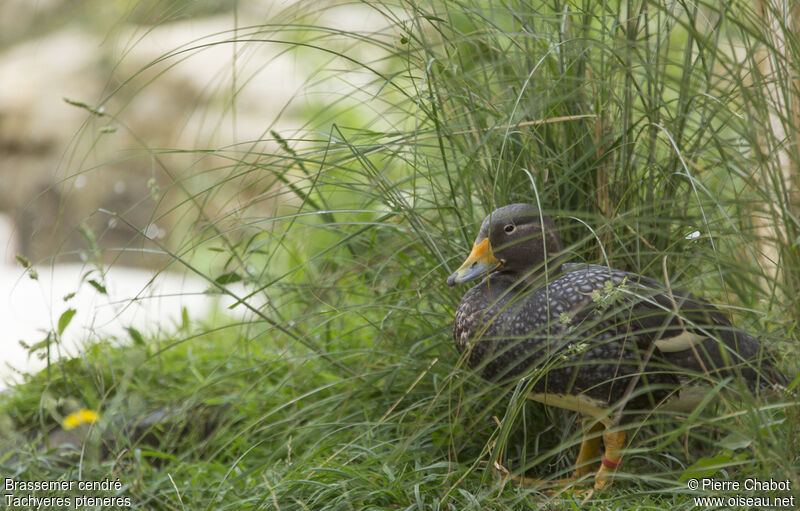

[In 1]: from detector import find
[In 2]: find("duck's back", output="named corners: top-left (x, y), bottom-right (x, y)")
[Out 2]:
top-left (454, 263), bottom-right (784, 412)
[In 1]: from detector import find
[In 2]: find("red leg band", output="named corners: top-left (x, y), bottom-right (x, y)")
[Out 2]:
top-left (601, 454), bottom-right (621, 469)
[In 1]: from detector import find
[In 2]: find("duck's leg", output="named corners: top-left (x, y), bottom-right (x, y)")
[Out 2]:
top-left (544, 427), bottom-right (626, 503)
top-left (570, 419), bottom-right (602, 479)
top-left (513, 418), bottom-right (602, 488)
top-left (593, 428), bottom-right (626, 491)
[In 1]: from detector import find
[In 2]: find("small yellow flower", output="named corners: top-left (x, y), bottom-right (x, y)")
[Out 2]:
top-left (62, 409), bottom-right (100, 430)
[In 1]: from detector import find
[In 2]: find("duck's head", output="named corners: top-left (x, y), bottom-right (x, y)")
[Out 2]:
top-left (446, 203), bottom-right (564, 286)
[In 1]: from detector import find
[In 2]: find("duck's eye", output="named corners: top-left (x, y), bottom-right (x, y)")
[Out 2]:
top-left (503, 224), bottom-right (515, 234)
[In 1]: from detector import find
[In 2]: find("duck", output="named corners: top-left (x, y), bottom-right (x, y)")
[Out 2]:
top-left (447, 203), bottom-right (787, 493)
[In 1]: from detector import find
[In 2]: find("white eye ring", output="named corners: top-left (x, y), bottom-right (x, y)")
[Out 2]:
top-left (503, 224), bottom-right (515, 234)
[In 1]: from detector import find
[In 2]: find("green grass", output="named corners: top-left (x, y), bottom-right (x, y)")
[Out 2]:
top-left (2, 0), bottom-right (799, 509)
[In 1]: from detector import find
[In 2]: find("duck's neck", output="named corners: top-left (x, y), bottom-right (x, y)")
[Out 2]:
top-left (490, 263), bottom-right (563, 291)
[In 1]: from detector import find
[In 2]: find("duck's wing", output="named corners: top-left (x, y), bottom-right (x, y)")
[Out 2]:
top-left (562, 264), bottom-right (787, 390)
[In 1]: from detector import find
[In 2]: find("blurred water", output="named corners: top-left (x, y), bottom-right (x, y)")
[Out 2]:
top-left (0, 261), bottom-right (245, 391)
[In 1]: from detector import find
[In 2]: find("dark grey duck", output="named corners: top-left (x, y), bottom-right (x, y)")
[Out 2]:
top-left (447, 203), bottom-right (787, 492)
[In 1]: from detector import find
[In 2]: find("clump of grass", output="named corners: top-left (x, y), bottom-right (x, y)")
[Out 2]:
top-left (2, 0), bottom-right (798, 509)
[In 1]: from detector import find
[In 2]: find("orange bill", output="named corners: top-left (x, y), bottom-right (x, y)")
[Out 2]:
top-left (447, 238), bottom-right (502, 286)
